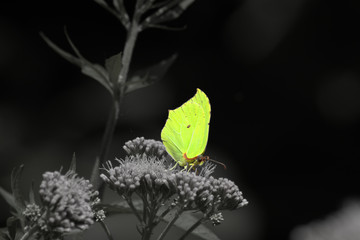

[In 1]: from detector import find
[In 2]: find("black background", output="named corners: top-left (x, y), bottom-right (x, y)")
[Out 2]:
top-left (1, 0), bottom-right (360, 239)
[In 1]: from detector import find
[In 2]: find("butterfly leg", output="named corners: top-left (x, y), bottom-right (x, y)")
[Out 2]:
top-left (181, 162), bottom-right (190, 172)
top-left (187, 163), bottom-right (196, 172)
top-left (169, 162), bottom-right (179, 170)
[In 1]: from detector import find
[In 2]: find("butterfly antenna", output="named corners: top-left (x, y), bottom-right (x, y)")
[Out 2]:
top-left (208, 158), bottom-right (227, 170)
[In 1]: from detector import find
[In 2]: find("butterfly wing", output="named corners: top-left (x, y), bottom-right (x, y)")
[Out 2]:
top-left (191, 88), bottom-right (211, 155)
top-left (161, 88), bottom-right (211, 167)
top-left (179, 101), bottom-right (206, 159)
top-left (161, 108), bottom-right (187, 166)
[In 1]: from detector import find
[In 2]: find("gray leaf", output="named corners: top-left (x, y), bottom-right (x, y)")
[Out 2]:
top-left (0, 187), bottom-right (16, 210)
top-left (98, 199), bottom-right (143, 216)
top-left (90, 158), bottom-right (101, 190)
top-left (143, 0), bottom-right (195, 28)
top-left (40, 32), bottom-right (113, 94)
top-left (28, 182), bottom-right (35, 205)
top-left (125, 54), bottom-right (177, 94)
top-left (163, 211), bottom-right (220, 240)
top-left (68, 153), bottom-right (77, 173)
top-left (10, 165), bottom-right (25, 213)
top-left (105, 52), bottom-right (122, 84)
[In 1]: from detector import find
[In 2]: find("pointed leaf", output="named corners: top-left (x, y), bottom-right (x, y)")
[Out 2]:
top-left (105, 52), bottom-right (122, 84)
top-left (6, 217), bottom-right (19, 240)
top-left (69, 152), bottom-right (77, 173)
top-left (97, 199), bottom-right (143, 216)
top-left (0, 187), bottom-right (16, 210)
top-left (90, 158), bottom-right (101, 190)
top-left (64, 28), bottom-right (113, 94)
top-left (142, 0), bottom-right (195, 28)
top-left (112, 0), bottom-right (130, 29)
top-left (40, 32), bottom-right (82, 68)
top-left (28, 182), bottom-right (35, 205)
top-left (81, 64), bottom-right (112, 93)
top-left (93, 0), bottom-right (108, 8)
top-left (40, 32), bottom-right (113, 94)
top-left (65, 232), bottom-right (85, 240)
top-left (163, 211), bottom-right (220, 240)
top-left (10, 165), bottom-right (25, 212)
top-left (125, 54), bottom-right (177, 94)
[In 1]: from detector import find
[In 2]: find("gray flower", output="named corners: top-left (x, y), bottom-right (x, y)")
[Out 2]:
top-left (123, 137), bottom-right (167, 158)
top-left (103, 138), bottom-right (248, 229)
top-left (210, 177), bottom-right (248, 211)
top-left (209, 212), bottom-right (224, 226)
top-left (37, 171), bottom-right (99, 238)
top-left (23, 203), bottom-right (42, 223)
top-left (101, 155), bottom-right (175, 199)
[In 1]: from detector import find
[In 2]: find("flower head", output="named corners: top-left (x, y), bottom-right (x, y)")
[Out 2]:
top-left (23, 203), bottom-right (42, 223)
top-left (172, 172), bottom-right (248, 214)
top-left (101, 155), bottom-right (176, 199)
top-left (209, 212), bottom-right (224, 226)
top-left (36, 170), bottom-right (99, 238)
top-left (123, 137), bottom-right (168, 159)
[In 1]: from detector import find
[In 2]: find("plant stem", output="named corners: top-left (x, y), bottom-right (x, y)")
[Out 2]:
top-left (118, 19), bottom-right (140, 92)
top-left (99, 98), bottom-right (120, 165)
top-left (100, 220), bottom-right (114, 240)
top-left (97, 17), bottom-right (140, 198)
top-left (141, 225), bottom-right (153, 240)
top-left (178, 217), bottom-right (205, 240)
top-left (97, 98), bottom-right (120, 198)
top-left (142, 199), bottom-right (158, 240)
top-left (126, 196), bottom-right (144, 224)
top-left (157, 208), bottom-right (183, 240)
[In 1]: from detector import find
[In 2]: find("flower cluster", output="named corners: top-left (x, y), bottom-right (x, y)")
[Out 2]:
top-left (101, 155), bottom-right (174, 200)
top-left (23, 203), bottom-right (42, 223)
top-left (22, 171), bottom-right (100, 239)
top-left (209, 212), bottom-right (224, 226)
top-left (123, 137), bottom-right (168, 159)
top-left (102, 138), bottom-right (248, 223)
top-left (171, 172), bottom-right (248, 215)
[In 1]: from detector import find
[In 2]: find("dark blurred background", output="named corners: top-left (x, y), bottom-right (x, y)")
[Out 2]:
top-left (1, 0), bottom-right (360, 239)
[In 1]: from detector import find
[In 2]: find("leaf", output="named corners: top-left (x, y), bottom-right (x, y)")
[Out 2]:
top-left (142, 0), bottom-right (195, 28)
top-left (10, 165), bottom-right (25, 213)
top-left (81, 64), bottom-right (112, 93)
top-left (0, 187), bottom-right (16, 210)
top-left (163, 211), bottom-right (220, 240)
top-left (28, 181), bottom-right (35, 205)
top-left (40, 32), bottom-right (81, 66)
top-left (105, 52), bottom-right (122, 84)
top-left (90, 158), bottom-right (101, 190)
top-left (6, 217), bottom-right (19, 240)
top-left (69, 152), bottom-right (77, 173)
top-left (63, 28), bottom-right (113, 93)
top-left (93, 0), bottom-right (108, 7)
top-left (97, 199), bottom-right (143, 216)
top-left (64, 232), bottom-right (84, 240)
top-left (112, 0), bottom-right (130, 29)
top-left (40, 32), bottom-right (113, 94)
top-left (125, 54), bottom-right (177, 94)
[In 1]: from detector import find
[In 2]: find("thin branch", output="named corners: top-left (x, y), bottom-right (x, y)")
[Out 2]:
top-left (118, 20), bottom-right (140, 87)
top-left (97, 98), bottom-right (120, 198)
top-left (100, 220), bottom-right (115, 240)
top-left (178, 216), bottom-right (205, 240)
top-left (157, 208), bottom-right (183, 240)
top-left (126, 196), bottom-right (144, 224)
